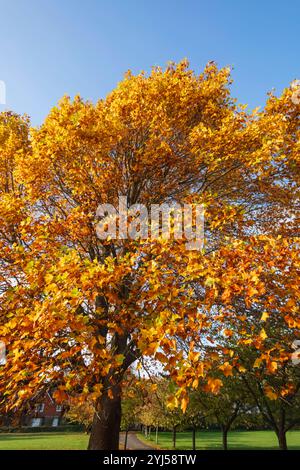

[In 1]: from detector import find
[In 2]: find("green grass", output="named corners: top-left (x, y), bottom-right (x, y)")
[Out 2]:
top-left (0, 433), bottom-right (89, 450)
top-left (0, 430), bottom-right (299, 450)
top-left (138, 430), bottom-right (300, 450)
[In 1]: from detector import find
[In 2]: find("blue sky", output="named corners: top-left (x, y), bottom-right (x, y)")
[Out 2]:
top-left (0, 0), bottom-right (299, 125)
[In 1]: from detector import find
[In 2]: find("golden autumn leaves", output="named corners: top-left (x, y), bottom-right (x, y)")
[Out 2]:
top-left (0, 61), bottom-right (299, 420)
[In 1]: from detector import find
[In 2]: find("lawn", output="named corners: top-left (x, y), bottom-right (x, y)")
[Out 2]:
top-left (0, 433), bottom-right (89, 450)
top-left (0, 430), bottom-right (299, 450)
top-left (138, 430), bottom-right (300, 450)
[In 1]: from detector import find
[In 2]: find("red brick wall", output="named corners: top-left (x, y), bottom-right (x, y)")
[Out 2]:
top-left (25, 392), bottom-right (65, 426)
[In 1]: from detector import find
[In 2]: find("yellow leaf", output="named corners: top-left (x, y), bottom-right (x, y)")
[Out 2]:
top-left (53, 389), bottom-right (68, 402)
top-left (223, 329), bottom-right (233, 338)
top-left (253, 357), bottom-right (263, 368)
top-left (181, 396), bottom-right (189, 413)
top-left (204, 377), bottom-right (223, 394)
top-left (261, 311), bottom-right (269, 322)
top-left (268, 361), bottom-right (278, 373)
top-left (219, 362), bottom-right (233, 377)
top-left (248, 286), bottom-right (258, 297)
top-left (259, 329), bottom-right (267, 340)
top-left (264, 386), bottom-right (278, 400)
top-left (192, 378), bottom-right (199, 389)
top-left (189, 350), bottom-right (201, 362)
top-left (167, 396), bottom-right (179, 410)
top-left (204, 276), bottom-right (216, 287)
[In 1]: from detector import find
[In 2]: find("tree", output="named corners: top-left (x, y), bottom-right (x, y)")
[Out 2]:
top-left (193, 378), bottom-right (247, 450)
top-left (211, 238), bottom-right (300, 449)
top-left (183, 392), bottom-right (206, 450)
top-left (121, 399), bottom-right (136, 450)
top-left (139, 385), bottom-right (163, 443)
top-left (159, 382), bottom-right (184, 450)
top-left (66, 400), bottom-right (94, 433)
top-left (121, 376), bottom-right (145, 449)
top-left (232, 306), bottom-right (300, 451)
top-left (0, 62), bottom-right (299, 450)
top-left (138, 378), bottom-right (183, 447)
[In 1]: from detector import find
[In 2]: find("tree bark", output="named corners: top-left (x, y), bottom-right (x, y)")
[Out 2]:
top-left (192, 427), bottom-right (196, 451)
top-left (155, 425), bottom-right (159, 444)
top-left (222, 426), bottom-right (228, 451)
top-left (172, 425), bottom-right (177, 449)
top-left (276, 429), bottom-right (288, 450)
top-left (88, 383), bottom-right (121, 450)
top-left (124, 429), bottom-right (129, 450)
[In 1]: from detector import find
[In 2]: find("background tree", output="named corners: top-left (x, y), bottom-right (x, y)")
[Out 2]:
top-left (66, 400), bottom-right (94, 433)
top-left (193, 378), bottom-right (247, 450)
top-left (213, 244), bottom-right (300, 451)
top-left (120, 376), bottom-right (145, 449)
top-left (183, 391), bottom-right (206, 450)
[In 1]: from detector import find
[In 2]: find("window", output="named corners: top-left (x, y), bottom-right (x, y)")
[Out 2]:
top-left (35, 403), bottom-right (45, 413)
top-left (52, 417), bottom-right (59, 427)
top-left (31, 418), bottom-right (42, 427)
top-left (56, 405), bottom-right (62, 412)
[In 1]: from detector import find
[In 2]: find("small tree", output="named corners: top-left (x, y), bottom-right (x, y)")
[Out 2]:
top-left (121, 378), bottom-right (145, 449)
top-left (195, 379), bottom-right (245, 450)
top-left (66, 400), bottom-right (94, 433)
top-left (184, 392), bottom-right (206, 450)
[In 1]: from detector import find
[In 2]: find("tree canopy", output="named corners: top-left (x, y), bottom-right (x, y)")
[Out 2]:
top-left (0, 61), bottom-right (299, 449)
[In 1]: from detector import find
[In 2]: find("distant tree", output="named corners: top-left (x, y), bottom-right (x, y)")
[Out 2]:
top-left (121, 377), bottom-right (145, 449)
top-left (183, 392), bottom-right (206, 450)
top-left (193, 378), bottom-right (247, 450)
top-left (217, 296), bottom-right (300, 450)
top-left (66, 400), bottom-right (94, 433)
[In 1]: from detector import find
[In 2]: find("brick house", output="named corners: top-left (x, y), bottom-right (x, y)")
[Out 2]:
top-left (0, 391), bottom-right (66, 428)
top-left (21, 391), bottom-right (65, 427)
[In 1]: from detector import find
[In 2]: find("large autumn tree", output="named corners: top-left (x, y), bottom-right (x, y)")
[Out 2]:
top-left (0, 61), bottom-right (299, 449)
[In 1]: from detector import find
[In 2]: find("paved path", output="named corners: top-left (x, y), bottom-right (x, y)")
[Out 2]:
top-left (119, 432), bottom-right (155, 450)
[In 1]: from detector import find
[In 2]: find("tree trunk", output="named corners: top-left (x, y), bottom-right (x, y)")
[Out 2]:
top-left (155, 425), bottom-right (159, 444)
top-left (124, 429), bottom-right (129, 450)
top-left (276, 429), bottom-right (288, 450)
top-left (86, 424), bottom-right (92, 434)
top-left (222, 426), bottom-right (228, 451)
top-left (192, 426), bottom-right (196, 451)
top-left (172, 425), bottom-right (177, 449)
top-left (88, 384), bottom-right (121, 450)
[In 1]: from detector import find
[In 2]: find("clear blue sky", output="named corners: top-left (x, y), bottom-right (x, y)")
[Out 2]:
top-left (0, 0), bottom-right (299, 125)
